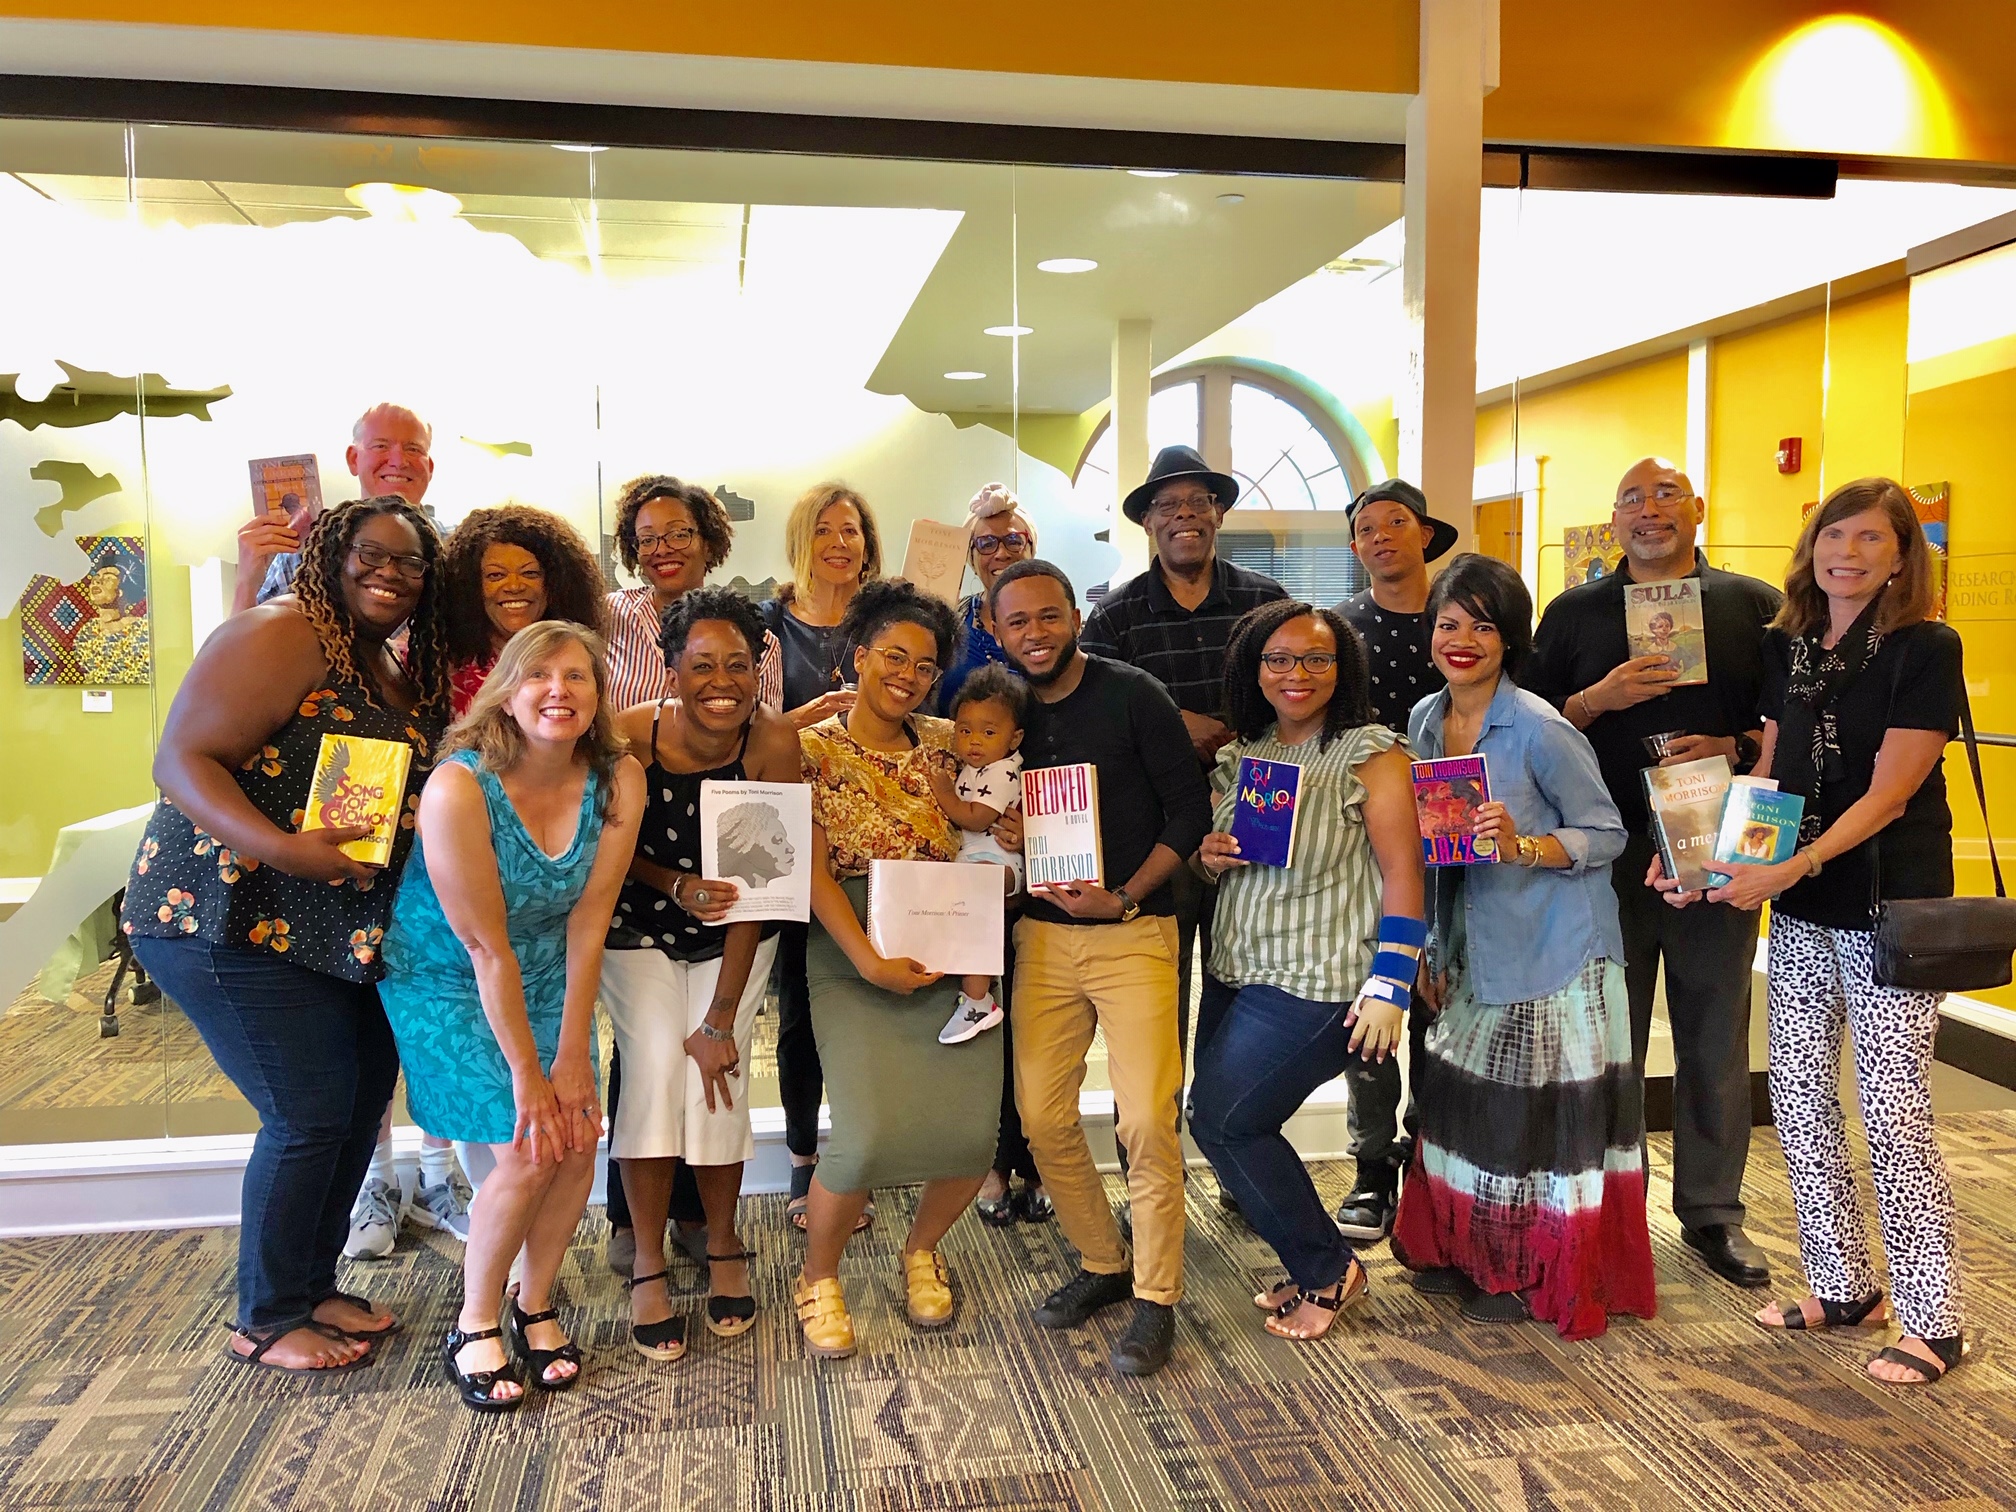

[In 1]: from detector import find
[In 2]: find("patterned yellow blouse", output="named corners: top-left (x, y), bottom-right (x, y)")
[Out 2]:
top-left (800, 714), bottom-right (960, 878)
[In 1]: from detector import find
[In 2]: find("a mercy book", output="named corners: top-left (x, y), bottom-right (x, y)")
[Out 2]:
top-left (1228, 757), bottom-right (1302, 868)
top-left (1625, 578), bottom-right (1707, 685)
top-left (698, 780), bottom-right (812, 923)
top-left (1642, 754), bottom-right (1733, 895)
top-left (1412, 754), bottom-right (1499, 866)
top-left (865, 859), bottom-right (1004, 976)
top-left (1022, 763), bottom-right (1103, 888)
top-left (899, 517), bottom-right (971, 607)
top-left (300, 734), bottom-right (411, 866)
top-left (1709, 779), bottom-right (1804, 882)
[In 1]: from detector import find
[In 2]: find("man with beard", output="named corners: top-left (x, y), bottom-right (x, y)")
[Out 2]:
top-left (1524, 456), bottom-right (1782, 1290)
top-left (991, 558), bottom-right (1211, 1378)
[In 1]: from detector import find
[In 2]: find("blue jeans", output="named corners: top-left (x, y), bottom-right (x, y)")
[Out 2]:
top-left (1188, 976), bottom-right (1361, 1291)
top-left (135, 936), bottom-right (400, 1333)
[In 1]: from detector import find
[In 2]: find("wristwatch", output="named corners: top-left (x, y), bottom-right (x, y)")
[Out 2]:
top-left (1735, 732), bottom-right (1762, 769)
top-left (1113, 887), bottom-right (1141, 922)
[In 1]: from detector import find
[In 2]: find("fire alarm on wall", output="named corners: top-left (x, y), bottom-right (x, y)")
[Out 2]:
top-left (1777, 437), bottom-right (1802, 474)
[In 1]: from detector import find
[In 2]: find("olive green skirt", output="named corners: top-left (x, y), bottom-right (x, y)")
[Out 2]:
top-left (804, 876), bottom-right (1001, 1192)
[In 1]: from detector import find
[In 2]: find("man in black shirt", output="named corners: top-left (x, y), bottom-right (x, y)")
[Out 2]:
top-left (1524, 457), bottom-right (1782, 1290)
top-left (993, 559), bottom-right (1213, 1379)
top-left (1329, 479), bottom-right (1455, 1242)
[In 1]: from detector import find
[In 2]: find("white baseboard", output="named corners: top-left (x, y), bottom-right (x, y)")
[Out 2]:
top-left (0, 1087), bottom-right (1357, 1238)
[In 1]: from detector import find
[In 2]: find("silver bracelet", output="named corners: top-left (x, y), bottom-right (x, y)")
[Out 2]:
top-left (697, 1021), bottom-right (735, 1043)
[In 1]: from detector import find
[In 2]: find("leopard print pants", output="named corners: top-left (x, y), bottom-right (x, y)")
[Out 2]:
top-left (1766, 912), bottom-right (1962, 1339)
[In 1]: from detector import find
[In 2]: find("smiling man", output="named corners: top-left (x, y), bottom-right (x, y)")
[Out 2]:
top-left (235, 403), bottom-right (437, 612)
top-left (1524, 456), bottom-right (1783, 1292)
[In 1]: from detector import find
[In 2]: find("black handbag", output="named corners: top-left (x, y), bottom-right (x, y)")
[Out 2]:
top-left (1872, 683), bottom-right (2016, 991)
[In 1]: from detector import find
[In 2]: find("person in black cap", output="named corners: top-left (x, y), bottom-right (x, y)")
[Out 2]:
top-left (1328, 478), bottom-right (1457, 1242)
top-left (1081, 446), bottom-right (1287, 1080)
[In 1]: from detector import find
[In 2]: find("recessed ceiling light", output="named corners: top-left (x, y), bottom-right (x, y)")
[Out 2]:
top-left (1036, 257), bottom-right (1099, 274)
top-left (1128, 169), bottom-right (1179, 178)
top-left (983, 325), bottom-right (1034, 337)
top-left (344, 182), bottom-right (463, 222)
top-left (944, 370), bottom-right (987, 380)
top-left (552, 143), bottom-right (607, 153)
top-left (1217, 192), bottom-right (1247, 205)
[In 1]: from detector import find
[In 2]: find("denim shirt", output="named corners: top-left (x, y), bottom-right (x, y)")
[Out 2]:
top-left (1408, 673), bottom-right (1627, 1005)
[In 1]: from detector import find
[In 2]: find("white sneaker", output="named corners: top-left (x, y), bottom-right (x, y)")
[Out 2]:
top-left (409, 1170), bottom-right (474, 1241)
top-left (939, 993), bottom-right (1004, 1045)
top-left (344, 1176), bottom-right (402, 1260)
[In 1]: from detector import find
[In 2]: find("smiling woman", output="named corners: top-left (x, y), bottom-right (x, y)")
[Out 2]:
top-left (440, 505), bottom-right (611, 717)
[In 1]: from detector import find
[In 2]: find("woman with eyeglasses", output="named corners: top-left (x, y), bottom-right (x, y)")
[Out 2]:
top-left (791, 581), bottom-right (1002, 1358)
top-left (1187, 600), bottom-right (1424, 1343)
top-left (120, 496), bottom-right (451, 1375)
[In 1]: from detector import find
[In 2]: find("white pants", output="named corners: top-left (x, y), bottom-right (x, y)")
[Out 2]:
top-left (600, 937), bottom-right (778, 1165)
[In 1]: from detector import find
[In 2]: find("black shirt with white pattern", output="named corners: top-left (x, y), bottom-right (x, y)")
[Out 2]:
top-left (1337, 588), bottom-right (1443, 738)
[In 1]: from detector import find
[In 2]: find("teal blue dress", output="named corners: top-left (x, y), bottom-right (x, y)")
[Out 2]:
top-left (380, 751), bottom-right (606, 1144)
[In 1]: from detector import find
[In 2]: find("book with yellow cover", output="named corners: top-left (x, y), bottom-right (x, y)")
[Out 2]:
top-left (301, 734), bottom-right (412, 866)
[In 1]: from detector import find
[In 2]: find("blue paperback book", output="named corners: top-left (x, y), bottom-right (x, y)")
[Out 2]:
top-left (1228, 756), bottom-right (1302, 868)
top-left (1707, 780), bottom-right (1805, 884)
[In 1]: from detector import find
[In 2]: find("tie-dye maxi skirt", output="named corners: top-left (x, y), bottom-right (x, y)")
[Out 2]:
top-left (1392, 955), bottom-right (1657, 1340)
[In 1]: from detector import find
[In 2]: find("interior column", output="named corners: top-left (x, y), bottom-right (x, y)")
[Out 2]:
top-left (1110, 317), bottom-right (1154, 586)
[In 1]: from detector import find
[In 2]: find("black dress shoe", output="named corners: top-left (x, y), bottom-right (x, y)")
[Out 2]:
top-left (1110, 1300), bottom-right (1175, 1377)
top-left (1033, 1268), bottom-right (1134, 1329)
top-left (1682, 1223), bottom-right (1770, 1289)
top-left (1333, 1161), bottom-right (1399, 1243)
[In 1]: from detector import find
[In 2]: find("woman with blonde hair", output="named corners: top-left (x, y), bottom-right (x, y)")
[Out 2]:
top-left (1654, 477), bottom-right (1968, 1385)
top-left (379, 620), bottom-right (645, 1412)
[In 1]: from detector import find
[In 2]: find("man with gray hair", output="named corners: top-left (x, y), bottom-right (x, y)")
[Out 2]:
top-left (231, 402), bottom-right (436, 611)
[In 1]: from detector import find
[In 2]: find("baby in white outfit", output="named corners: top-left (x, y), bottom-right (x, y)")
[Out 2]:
top-left (928, 664), bottom-right (1026, 1045)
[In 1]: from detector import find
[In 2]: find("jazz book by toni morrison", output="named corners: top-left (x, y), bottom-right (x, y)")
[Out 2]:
top-left (1412, 754), bottom-right (1499, 866)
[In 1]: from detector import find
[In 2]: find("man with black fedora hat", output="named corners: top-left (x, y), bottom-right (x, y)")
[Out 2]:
top-left (1082, 444), bottom-right (1287, 1075)
top-left (1329, 477), bottom-right (1457, 1243)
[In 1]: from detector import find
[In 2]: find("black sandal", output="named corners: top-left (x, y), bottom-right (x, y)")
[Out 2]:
top-left (787, 1164), bottom-right (815, 1233)
top-left (705, 1249), bottom-right (759, 1338)
top-left (1762, 1290), bottom-right (1886, 1331)
top-left (507, 1297), bottom-right (583, 1391)
top-left (226, 1323), bottom-right (372, 1376)
top-left (441, 1325), bottom-right (523, 1413)
top-left (976, 1184), bottom-right (1018, 1228)
top-left (1266, 1257), bottom-right (1368, 1341)
top-left (627, 1270), bottom-right (688, 1362)
top-left (1870, 1333), bottom-right (1966, 1384)
top-left (312, 1289), bottom-right (401, 1341)
top-left (1013, 1186), bottom-right (1054, 1224)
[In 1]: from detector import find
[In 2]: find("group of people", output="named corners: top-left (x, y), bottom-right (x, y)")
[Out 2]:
top-left (118, 400), bottom-right (1973, 1411)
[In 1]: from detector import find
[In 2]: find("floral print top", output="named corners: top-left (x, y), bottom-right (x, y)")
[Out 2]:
top-left (799, 714), bottom-right (959, 880)
top-left (121, 667), bottom-right (444, 983)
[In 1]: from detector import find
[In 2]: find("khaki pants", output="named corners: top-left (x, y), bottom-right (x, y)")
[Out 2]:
top-left (1011, 915), bottom-right (1185, 1306)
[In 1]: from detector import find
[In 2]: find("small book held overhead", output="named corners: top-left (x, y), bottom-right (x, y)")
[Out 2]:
top-left (1228, 756), bottom-right (1302, 868)
top-left (248, 454), bottom-right (323, 528)
top-left (900, 517), bottom-right (972, 607)
top-left (1625, 578), bottom-right (1708, 686)
top-left (1708, 778), bottom-right (1804, 884)
top-left (1642, 754), bottom-right (1733, 895)
top-left (1022, 762), bottom-right (1103, 888)
top-left (865, 859), bottom-right (1005, 977)
top-left (698, 780), bottom-right (813, 923)
top-left (301, 734), bottom-right (411, 866)
top-left (1412, 754), bottom-right (1500, 866)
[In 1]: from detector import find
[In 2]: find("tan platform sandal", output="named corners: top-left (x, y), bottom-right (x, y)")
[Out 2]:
top-left (794, 1274), bottom-right (857, 1359)
top-left (902, 1249), bottom-right (955, 1329)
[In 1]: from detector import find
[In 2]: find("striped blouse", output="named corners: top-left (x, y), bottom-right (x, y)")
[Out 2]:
top-left (1205, 722), bottom-right (1405, 1005)
top-left (603, 586), bottom-right (783, 715)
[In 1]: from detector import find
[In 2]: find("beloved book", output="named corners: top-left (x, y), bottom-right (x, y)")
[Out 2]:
top-left (1625, 578), bottom-right (1708, 685)
top-left (900, 517), bottom-right (971, 607)
top-left (1642, 754), bottom-right (1733, 895)
top-left (698, 780), bottom-right (812, 923)
top-left (248, 454), bottom-right (323, 530)
top-left (1228, 756), bottom-right (1302, 868)
top-left (865, 859), bottom-right (1005, 976)
top-left (1412, 754), bottom-right (1499, 866)
top-left (1708, 779), bottom-right (1805, 882)
top-left (1022, 763), bottom-right (1103, 888)
top-left (300, 734), bottom-right (411, 866)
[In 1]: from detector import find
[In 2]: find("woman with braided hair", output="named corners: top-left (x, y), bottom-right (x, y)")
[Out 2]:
top-left (121, 496), bottom-right (450, 1376)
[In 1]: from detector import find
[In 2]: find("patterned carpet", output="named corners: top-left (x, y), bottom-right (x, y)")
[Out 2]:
top-left (3, 1116), bottom-right (2015, 1511)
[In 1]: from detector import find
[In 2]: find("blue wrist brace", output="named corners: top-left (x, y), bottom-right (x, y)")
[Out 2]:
top-left (1369, 913), bottom-right (1427, 996)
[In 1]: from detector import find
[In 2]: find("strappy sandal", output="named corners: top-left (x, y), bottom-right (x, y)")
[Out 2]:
top-left (1014, 1187), bottom-right (1053, 1224)
top-left (225, 1323), bottom-right (372, 1376)
top-left (786, 1164), bottom-right (875, 1234)
top-left (705, 1249), bottom-right (758, 1338)
top-left (976, 1187), bottom-right (1018, 1228)
top-left (1264, 1257), bottom-right (1369, 1342)
top-left (1757, 1291), bottom-right (1887, 1331)
top-left (1869, 1333), bottom-right (1967, 1385)
top-left (312, 1289), bottom-right (401, 1341)
top-left (626, 1270), bottom-right (688, 1362)
top-left (441, 1325), bottom-right (523, 1413)
top-left (507, 1296), bottom-right (582, 1391)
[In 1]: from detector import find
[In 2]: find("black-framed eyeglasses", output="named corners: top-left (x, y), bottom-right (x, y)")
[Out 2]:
top-left (1147, 492), bottom-right (1218, 520)
top-left (350, 541), bottom-right (430, 580)
top-left (636, 526), bottom-right (701, 553)
top-left (1259, 650), bottom-right (1338, 675)
top-left (971, 531), bottom-right (1032, 557)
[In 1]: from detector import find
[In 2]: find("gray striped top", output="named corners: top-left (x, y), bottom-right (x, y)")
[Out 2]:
top-left (1206, 722), bottom-right (1406, 1005)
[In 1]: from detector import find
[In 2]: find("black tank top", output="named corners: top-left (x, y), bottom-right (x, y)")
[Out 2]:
top-left (606, 701), bottom-right (770, 963)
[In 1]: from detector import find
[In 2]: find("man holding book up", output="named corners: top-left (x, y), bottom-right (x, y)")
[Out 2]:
top-left (991, 558), bottom-right (1212, 1378)
top-left (1524, 457), bottom-right (1782, 1290)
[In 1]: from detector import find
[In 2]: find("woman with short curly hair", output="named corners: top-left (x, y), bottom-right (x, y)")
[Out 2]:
top-left (440, 505), bottom-right (610, 716)
top-left (602, 475), bottom-right (740, 713)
